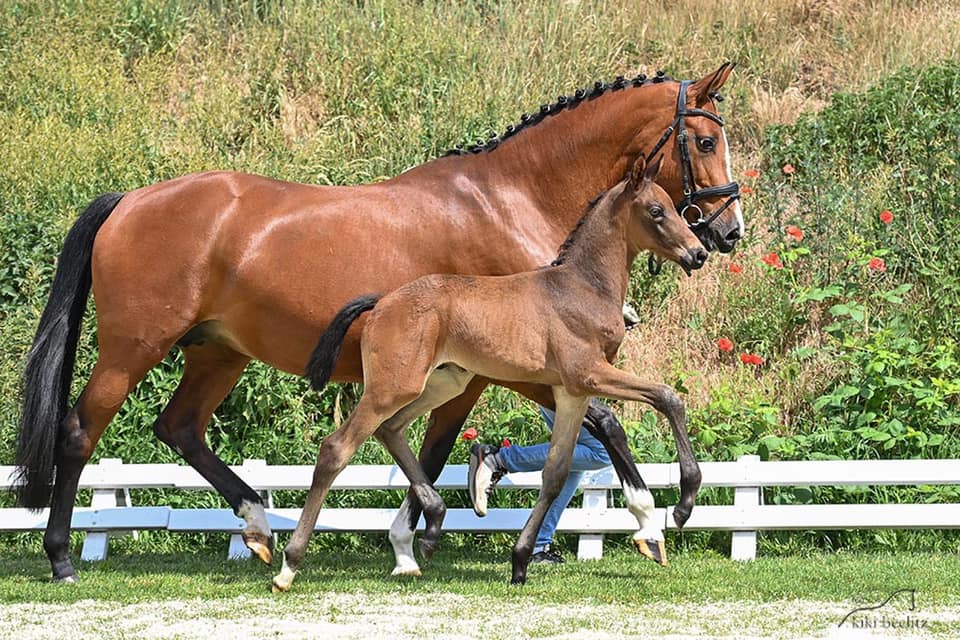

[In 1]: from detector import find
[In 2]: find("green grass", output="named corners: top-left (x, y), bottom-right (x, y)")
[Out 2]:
top-left (3, 547), bottom-right (958, 605)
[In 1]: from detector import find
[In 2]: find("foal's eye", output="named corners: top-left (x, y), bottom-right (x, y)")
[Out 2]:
top-left (648, 204), bottom-right (665, 219)
top-left (696, 136), bottom-right (716, 152)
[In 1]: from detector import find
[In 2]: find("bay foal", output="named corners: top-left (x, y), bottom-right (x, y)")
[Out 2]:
top-left (273, 154), bottom-right (707, 591)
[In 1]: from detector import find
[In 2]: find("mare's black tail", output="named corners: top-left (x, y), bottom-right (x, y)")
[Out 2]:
top-left (307, 294), bottom-right (381, 390)
top-left (14, 192), bottom-right (124, 509)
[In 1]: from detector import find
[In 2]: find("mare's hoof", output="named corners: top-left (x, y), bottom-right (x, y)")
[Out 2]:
top-left (52, 574), bottom-right (78, 584)
top-left (633, 537), bottom-right (668, 566)
top-left (391, 566), bottom-right (422, 577)
top-left (244, 531), bottom-right (274, 565)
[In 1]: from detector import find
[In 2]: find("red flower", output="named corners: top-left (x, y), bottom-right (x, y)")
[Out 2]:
top-left (739, 353), bottom-right (765, 366)
top-left (761, 252), bottom-right (784, 269)
top-left (741, 186), bottom-right (754, 195)
top-left (728, 262), bottom-right (744, 274)
top-left (501, 438), bottom-right (512, 448)
top-left (880, 210), bottom-right (894, 225)
top-left (782, 163), bottom-right (796, 175)
top-left (744, 168), bottom-right (760, 178)
top-left (785, 225), bottom-right (804, 241)
top-left (462, 427), bottom-right (478, 441)
top-left (868, 257), bottom-right (886, 272)
top-left (717, 337), bottom-right (734, 352)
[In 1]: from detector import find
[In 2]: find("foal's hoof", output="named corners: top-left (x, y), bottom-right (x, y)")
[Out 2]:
top-left (243, 531), bottom-right (274, 565)
top-left (390, 565), bottom-right (422, 577)
top-left (419, 538), bottom-right (439, 563)
top-left (633, 537), bottom-right (668, 566)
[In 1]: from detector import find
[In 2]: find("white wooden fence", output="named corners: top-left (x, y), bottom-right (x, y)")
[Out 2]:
top-left (2, 456), bottom-right (959, 562)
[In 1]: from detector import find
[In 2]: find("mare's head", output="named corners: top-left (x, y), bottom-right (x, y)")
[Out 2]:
top-left (641, 63), bottom-right (744, 253)
top-left (622, 154), bottom-right (708, 276)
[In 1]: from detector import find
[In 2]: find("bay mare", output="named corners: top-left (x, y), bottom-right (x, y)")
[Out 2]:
top-left (14, 64), bottom-right (741, 582)
top-left (276, 154), bottom-right (706, 590)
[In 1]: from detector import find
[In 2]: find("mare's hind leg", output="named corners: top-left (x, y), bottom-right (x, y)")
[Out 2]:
top-left (45, 339), bottom-right (171, 582)
top-left (150, 342), bottom-right (274, 562)
top-left (376, 365), bottom-right (475, 575)
top-left (388, 377), bottom-right (487, 577)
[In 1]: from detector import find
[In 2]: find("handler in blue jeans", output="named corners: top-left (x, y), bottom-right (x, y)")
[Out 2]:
top-left (468, 401), bottom-right (612, 564)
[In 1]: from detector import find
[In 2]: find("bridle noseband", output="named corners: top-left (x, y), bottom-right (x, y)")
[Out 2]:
top-left (646, 80), bottom-right (741, 275)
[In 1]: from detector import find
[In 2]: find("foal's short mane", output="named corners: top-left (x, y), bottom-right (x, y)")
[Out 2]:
top-left (549, 190), bottom-right (608, 267)
top-left (444, 70), bottom-right (674, 157)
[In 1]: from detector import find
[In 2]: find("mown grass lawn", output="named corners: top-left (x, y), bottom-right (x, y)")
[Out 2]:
top-left (2, 547), bottom-right (958, 638)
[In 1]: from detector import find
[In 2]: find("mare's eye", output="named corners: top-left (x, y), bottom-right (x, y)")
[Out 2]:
top-left (649, 204), bottom-right (665, 219)
top-left (696, 136), bottom-right (716, 152)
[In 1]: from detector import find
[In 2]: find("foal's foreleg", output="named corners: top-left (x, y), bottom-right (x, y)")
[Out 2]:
top-left (511, 390), bottom-right (590, 585)
top-left (581, 363), bottom-right (702, 528)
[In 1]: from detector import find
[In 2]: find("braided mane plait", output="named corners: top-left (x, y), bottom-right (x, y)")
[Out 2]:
top-left (444, 70), bottom-right (672, 157)
top-left (550, 190), bottom-right (608, 266)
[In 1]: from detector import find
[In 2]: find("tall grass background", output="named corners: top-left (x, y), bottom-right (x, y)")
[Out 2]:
top-left (1, 0), bottom-right (959, 556)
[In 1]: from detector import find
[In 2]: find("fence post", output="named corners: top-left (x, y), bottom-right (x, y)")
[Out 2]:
top-left (577, 479), bottom-right (607, 560)
top-left (730, 454), bottom-right (760, 562)
top-left (228, 459), bottom-right (268, 560)
top-left (81, 458), bottom-right (121, 562)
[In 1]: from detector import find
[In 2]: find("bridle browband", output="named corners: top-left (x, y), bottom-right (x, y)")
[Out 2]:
top-left (646, 80), bottom-right (741, 275)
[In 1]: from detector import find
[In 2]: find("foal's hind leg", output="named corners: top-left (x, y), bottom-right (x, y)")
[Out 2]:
top-left (376, 365), bottom-right (475, 575)
top-left (150, 342), bottom-right (274, 562)
top-left (272, 393), bottom-right (410, 592)
top-left (388, 377), bottom-right (487, 576)
top-left (44, 339), bottom-right (171, 582)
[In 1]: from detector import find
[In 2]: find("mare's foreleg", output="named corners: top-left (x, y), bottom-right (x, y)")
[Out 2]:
top-left (581, 400), bottom-right (665, 564)
top-left (580, 363), bottom-right (702, 530)
top-left (511, 389), bottom-right (590, 585)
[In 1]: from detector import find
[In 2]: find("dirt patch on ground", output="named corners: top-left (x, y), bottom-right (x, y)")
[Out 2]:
top-left (4, 593), bottom-right (958, 639)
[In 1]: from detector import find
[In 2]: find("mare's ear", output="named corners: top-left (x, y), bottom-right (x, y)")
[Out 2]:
top-left (689, 61), bottom-right (736, 107)
top-left (630, 153), bottom-right (648, 190)
top-left (643, 154), bottom-right (664, 184)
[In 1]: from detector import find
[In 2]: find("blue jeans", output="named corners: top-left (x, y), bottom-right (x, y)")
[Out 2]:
top-left (498, 405), bottom-right (612, 548)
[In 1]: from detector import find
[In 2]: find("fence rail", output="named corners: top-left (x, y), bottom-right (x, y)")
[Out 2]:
top-left (3, 456), bottom-right (958, 562)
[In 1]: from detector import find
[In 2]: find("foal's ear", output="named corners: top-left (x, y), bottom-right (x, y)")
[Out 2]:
top-left (643, 154), bottom-right (664, 184)
top-left (630, 153), bottom-right (648, 190)
top-left (689, 61), bottom-right (736, 107)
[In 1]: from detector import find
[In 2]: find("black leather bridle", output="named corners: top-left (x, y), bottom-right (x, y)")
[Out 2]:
top-left (646, 80), bottom-right (741, 274)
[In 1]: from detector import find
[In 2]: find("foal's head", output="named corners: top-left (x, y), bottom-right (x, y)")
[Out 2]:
top-left (622, 154), bottom-right (709, 275)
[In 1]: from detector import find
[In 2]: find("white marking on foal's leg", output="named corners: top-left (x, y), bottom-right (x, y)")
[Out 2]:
top-left (389, 498), bottom-right (422, 576)
top-left (238, 499), bottom-right (274, 563)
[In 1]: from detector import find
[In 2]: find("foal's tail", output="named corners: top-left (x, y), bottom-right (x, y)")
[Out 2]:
top-left (307, 294), bottom-right (382, 391)
top-left (14, 192), bottom-right (124, 510)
